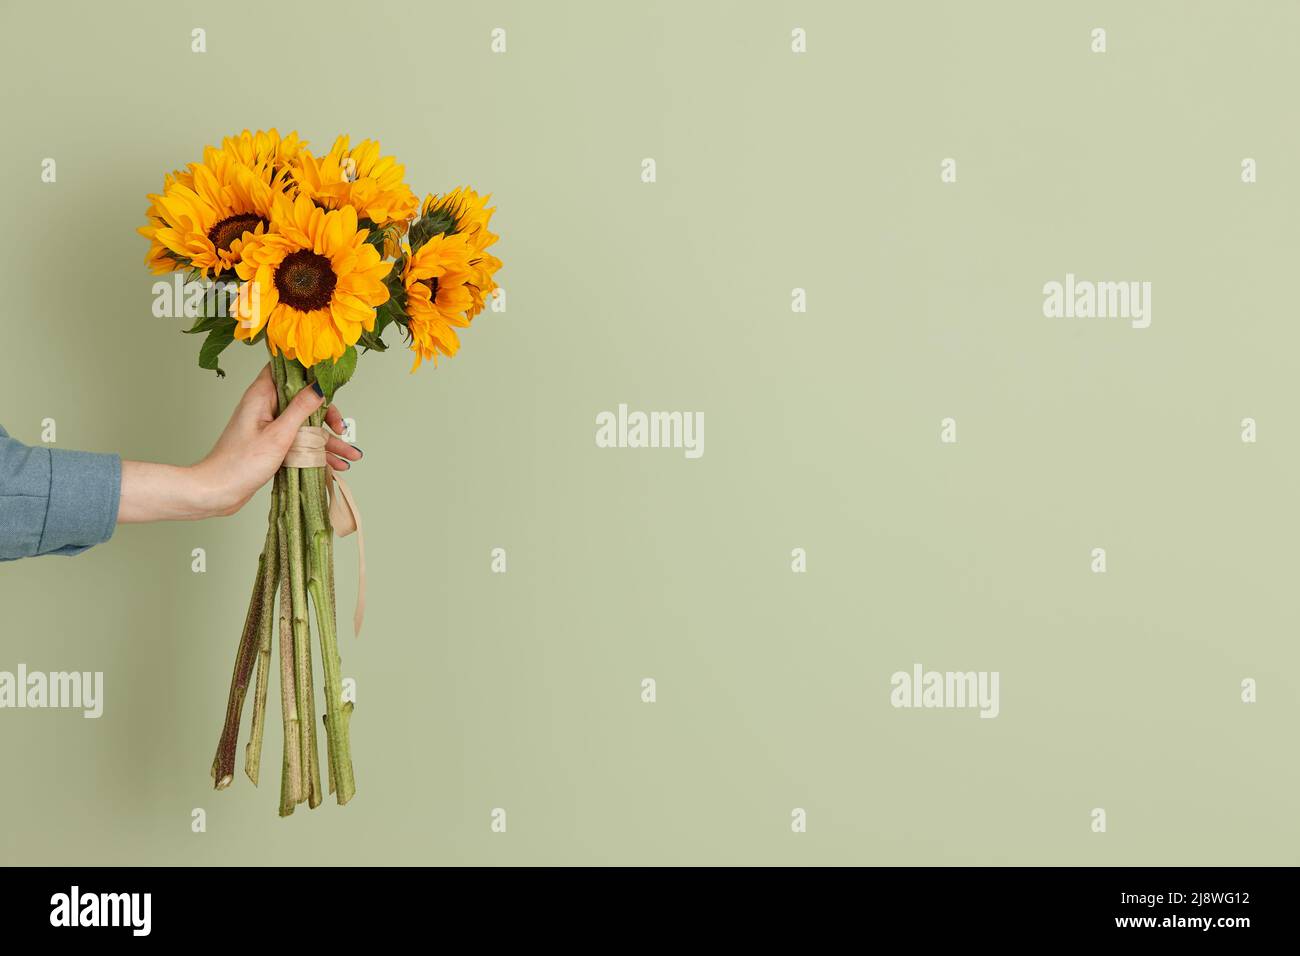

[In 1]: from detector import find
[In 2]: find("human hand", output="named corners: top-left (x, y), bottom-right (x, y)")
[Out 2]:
top-left (118, 364), bottom-right (363, 523)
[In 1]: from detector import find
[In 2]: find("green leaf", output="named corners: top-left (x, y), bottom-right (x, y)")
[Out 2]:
top-left (198, 320), bottom-right (237, 378)
top-left (376, 295), bottom-right (405, 332)
top-left (355, 262), bottom-right (408, 353)
top-left (363, 222), bottom-right (401, 255)
top-left (182, 313), bottom-right (229, 335)
top-left (357, 327), bottom-right (388, 353)
top-left (359, 217), bottom-right (405, 259)
top-left (382, 263), bottom-right (408, 318)
top-left (312, 346), bottom-right (358, 402)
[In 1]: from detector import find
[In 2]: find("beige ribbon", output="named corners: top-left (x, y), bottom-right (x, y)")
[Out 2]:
top-left (284, 425), bottom-right (366, 637)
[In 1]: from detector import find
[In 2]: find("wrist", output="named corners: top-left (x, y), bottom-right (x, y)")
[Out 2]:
top-left (119, 460), bottom-right (233, 523)
top-left (186, 461), bottom-right (238, 519)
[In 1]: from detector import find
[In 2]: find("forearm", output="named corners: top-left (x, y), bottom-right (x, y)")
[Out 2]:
top-left (118, 460), bottom-right (226, 523)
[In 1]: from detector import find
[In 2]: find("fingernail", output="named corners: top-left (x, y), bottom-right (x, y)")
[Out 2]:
top-left (310, 382), bottom-right (324, 398)
top-left (350, 444), bottom-right (364, 458)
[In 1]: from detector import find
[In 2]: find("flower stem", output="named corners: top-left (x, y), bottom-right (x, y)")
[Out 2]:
top-left (210, 497), bottom-right (274, 789)
top-left (276, 499), bottom-right (301, 815)
top-left (284, 360), bottom-right (323, 807)
top-left (302, 453), bottom-right (356, 804)
top-left (300, 499), bottom-right (323, 810)
top-left (270, 357), bottom-right (303, 815)
top-left (244, 473), bottom-right (281, 786)
top-left (322, 467), bottom-right (339, 797)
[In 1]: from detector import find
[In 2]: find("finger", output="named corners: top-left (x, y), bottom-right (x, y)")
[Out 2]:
top-left (325, 436), bottom-right (362, 462)
top-left (242, 363), bottom-right (273, 400)
top-left (324, 404), bottom-right (346, 435)
top-left (267, 383), bottom-right (325, 446)
top-left (327, 453), bottom-right (352, 472)
top-left (240, 364), bottom-right (278, 418)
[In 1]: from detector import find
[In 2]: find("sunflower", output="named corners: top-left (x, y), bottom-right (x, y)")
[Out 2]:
top-left (414, 187), bottom-right (502, 319)
top-left (139, 153), bottom-right (295, 278)
top-left (234, 194), bottom-right (392, 367)
top-left (401, 233), bottom-right (477, 371)
top-left (290, 135), bottom-right (418, 227)
top-left (217, 128), bottom-right (305, 174)
top-left (418, 187), bottom-right (498, 251)
top-left (138, 130), bottom-right (305, 277)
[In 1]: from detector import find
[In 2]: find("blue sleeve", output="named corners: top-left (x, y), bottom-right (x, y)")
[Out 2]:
top-left (0, 423), bottom-right (122, 561)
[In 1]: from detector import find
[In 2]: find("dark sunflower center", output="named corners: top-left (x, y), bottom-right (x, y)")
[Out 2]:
top-left (275, 250), bottom-right (338, 311)
top-left (421, 277), bottom-right (440, 298)
top-left (207, 213), bottom-right (265, 253)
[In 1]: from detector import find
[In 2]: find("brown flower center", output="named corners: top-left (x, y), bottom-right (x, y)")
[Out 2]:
top-left (275, 249), bottom-right (337, 312)
top-left (207, 213), bottom-right (265, 253)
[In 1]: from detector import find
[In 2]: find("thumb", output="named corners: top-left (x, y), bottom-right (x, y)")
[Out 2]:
top-left (269, 383), bottom-right (325, 445)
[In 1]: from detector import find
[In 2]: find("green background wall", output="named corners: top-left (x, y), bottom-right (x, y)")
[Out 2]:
top-left (1, 0), bottom-right (1297, 865)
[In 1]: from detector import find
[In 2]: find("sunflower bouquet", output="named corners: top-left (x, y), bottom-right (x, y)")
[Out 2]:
top-left (139, 129), bottom-right (501, 815)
